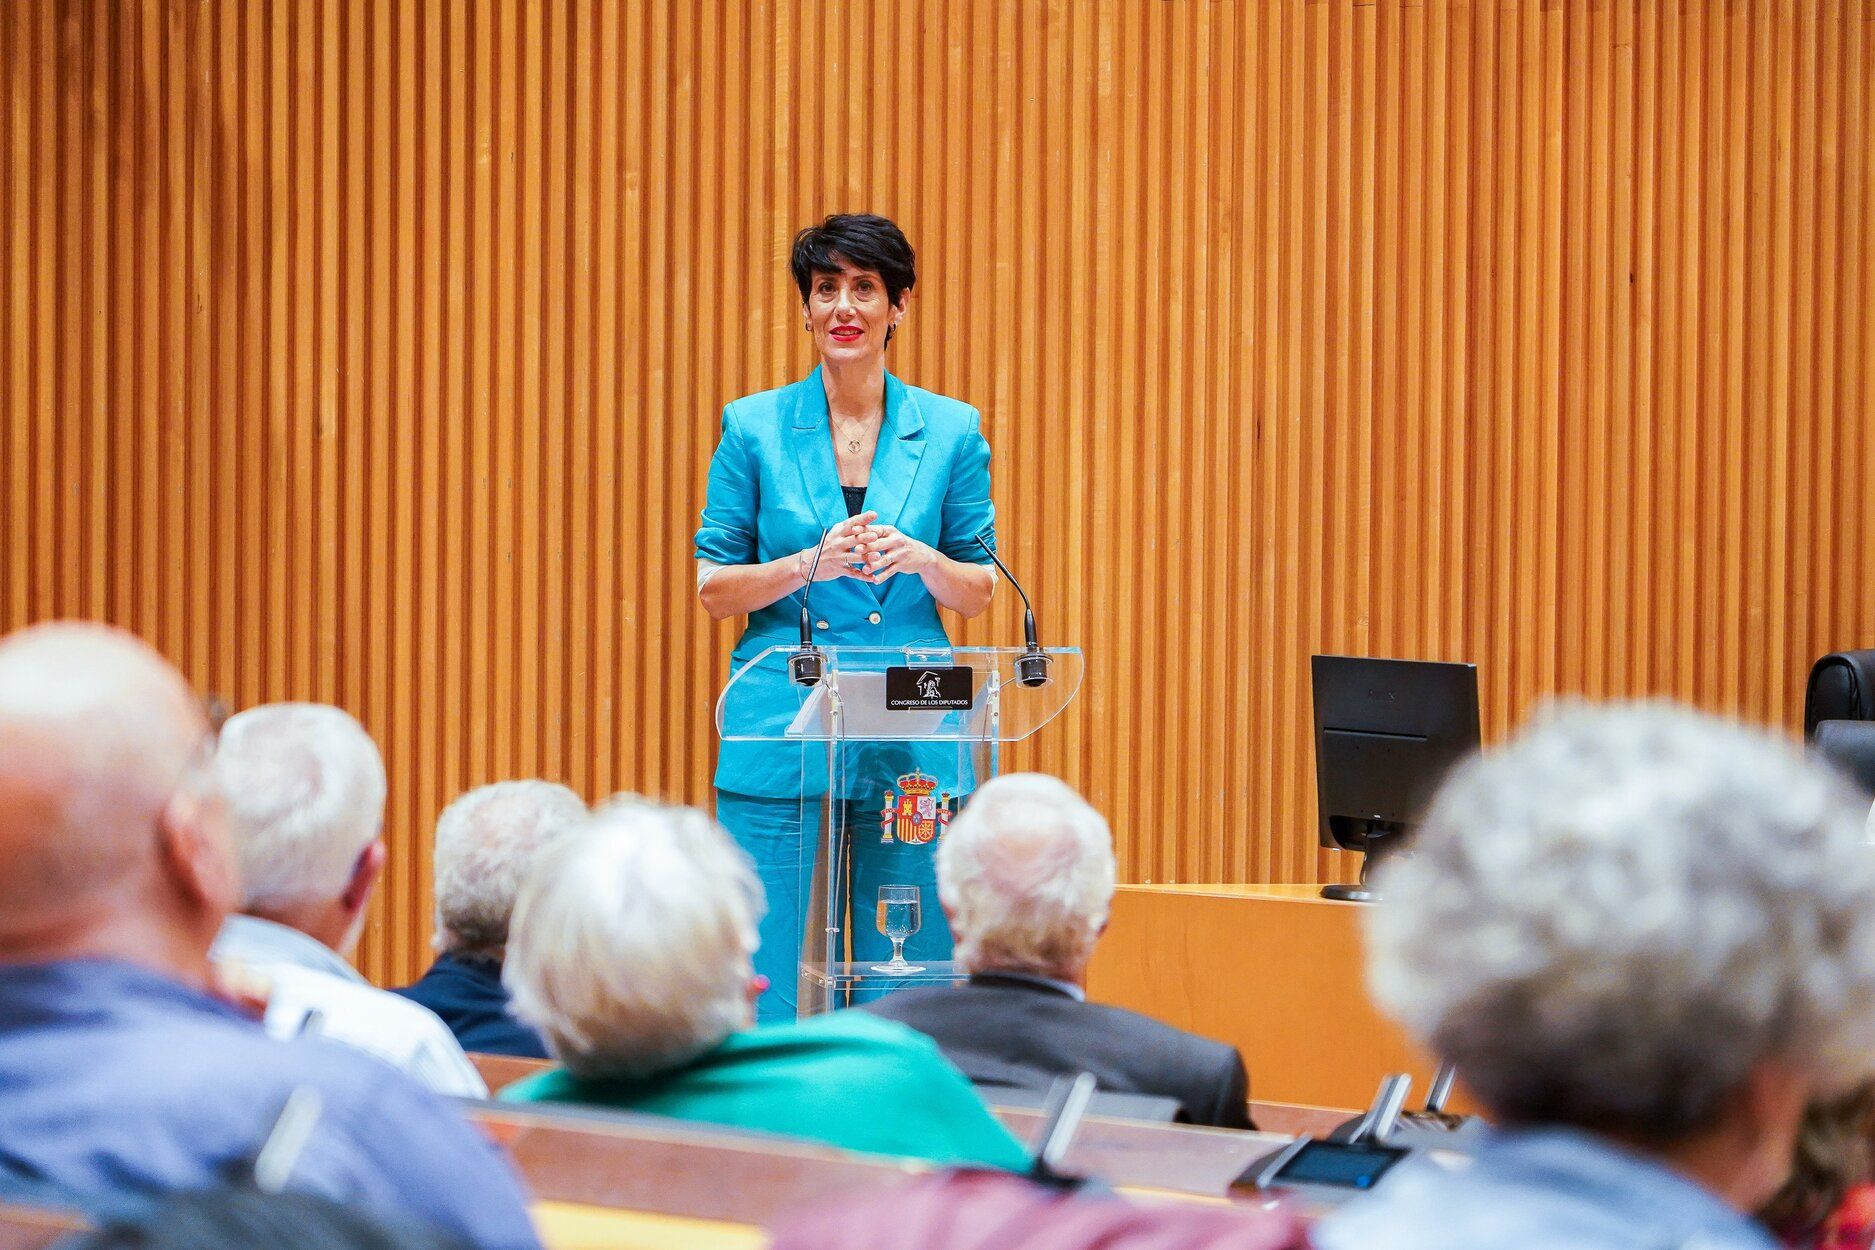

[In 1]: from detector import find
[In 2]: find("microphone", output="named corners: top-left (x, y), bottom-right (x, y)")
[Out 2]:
top-left (790, 529), bottom-right (830, 687)
top-left (975, 533), bottom-right (1050, 687)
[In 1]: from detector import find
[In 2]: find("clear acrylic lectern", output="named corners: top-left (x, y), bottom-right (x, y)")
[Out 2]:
top-left (716, 644), bottom-right (1083, 1016)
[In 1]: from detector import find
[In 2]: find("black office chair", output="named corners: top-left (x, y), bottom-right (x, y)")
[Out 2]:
top-left (1812, 720), bottom-right (1875, 801)
top-left (1805, 650), bottom-right (1875, 739)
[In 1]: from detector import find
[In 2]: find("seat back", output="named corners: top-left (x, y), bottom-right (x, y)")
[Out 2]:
top-left (1813, 720), bottom-right (1875, 799)
top-left (1805, 651), bottom-right (1875, 738)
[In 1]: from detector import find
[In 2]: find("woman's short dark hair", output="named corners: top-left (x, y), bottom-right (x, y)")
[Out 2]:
top-left (790, 214), bottom-right (917, 307)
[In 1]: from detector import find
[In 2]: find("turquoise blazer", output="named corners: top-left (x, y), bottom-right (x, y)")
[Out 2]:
top-left (696, 367), bottom-right (997, 798)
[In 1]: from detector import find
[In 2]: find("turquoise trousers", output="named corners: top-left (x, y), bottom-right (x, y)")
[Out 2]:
top-left (715, 789), bottom-right (956, 1022)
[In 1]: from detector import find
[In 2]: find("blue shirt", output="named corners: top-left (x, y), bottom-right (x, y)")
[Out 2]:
top-left (0, 960), bottom-right (540, 1250)
top-left (394, 954), bottom-right (548, 1060)
top-left (1312, 1126), bottom-right (1780, 1250)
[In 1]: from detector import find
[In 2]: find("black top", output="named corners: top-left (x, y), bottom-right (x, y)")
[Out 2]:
top-left (859, 972), bottom-right (1256, 1130)
top-left (391, 953), bottom-right (549, 1059)
top-left (841, 485), bottom-right (868, 517)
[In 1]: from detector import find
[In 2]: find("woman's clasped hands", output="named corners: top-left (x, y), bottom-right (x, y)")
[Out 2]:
top-left (798, 511), bottom-right (938, 585)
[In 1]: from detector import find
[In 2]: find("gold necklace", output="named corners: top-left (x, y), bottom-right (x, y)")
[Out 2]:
top-left (832, 414), bottom-right (876, 456)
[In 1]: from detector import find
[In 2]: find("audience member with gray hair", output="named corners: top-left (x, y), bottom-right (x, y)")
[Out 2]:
top-left (1315, 702), bottom-right (1875, 1250)
top-left (394, 781), bottom-right (586, 1057)
top-left (0, 622), bottom-right (539, 1250)
top-left (212, 704), bottom-right (388, 979)
top-left (210, 703), bottom-right (485, 1096)
top-left (862, 773), bottom-right (1255, 1129)
top-left (499, 796), bottom-right (1030, 1169)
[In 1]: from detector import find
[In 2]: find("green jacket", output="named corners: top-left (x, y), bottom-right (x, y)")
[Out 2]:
top-left (500, 1009), bottom-right (1030, 1171)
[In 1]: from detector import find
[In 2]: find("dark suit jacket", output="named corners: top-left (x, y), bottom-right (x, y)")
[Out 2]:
top-left (391, 954), bottom-right (548, 1059)
top-left (859, 973), bottom-right (1255, 1129)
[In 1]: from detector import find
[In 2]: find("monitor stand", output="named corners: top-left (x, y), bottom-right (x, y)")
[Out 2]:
top-left (1319, 836), bottom-right (1395, 902)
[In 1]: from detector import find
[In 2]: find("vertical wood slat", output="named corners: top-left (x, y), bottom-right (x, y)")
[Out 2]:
top-left (3, 0), bottom-right (1872, 985)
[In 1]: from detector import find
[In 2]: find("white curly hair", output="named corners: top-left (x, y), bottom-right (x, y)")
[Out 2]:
top-left (937, 773), bottom-right (1117, 980)
top-left (503, 796), bottom-right (766, 1080)
top-left (432, 780), bottom-right (587, 956)
top-left (1367, 700), bottom-right (1875, 1142)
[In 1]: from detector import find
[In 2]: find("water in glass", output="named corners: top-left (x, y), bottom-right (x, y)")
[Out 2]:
top-left (878, 895), bottom-right (920, 943)
top-left (872, 885), bottom-right (924, 974)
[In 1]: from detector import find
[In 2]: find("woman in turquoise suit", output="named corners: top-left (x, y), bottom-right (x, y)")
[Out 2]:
top-left (695, 214), bottom-right (997, 1021)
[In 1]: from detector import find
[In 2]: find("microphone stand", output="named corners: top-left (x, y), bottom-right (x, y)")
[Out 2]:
top-left (790, 529), bottom-right (831, 687)
top-left (975, 534), bottom-right (1050, 687)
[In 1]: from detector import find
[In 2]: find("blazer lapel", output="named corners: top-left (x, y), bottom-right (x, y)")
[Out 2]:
top-left (785, 367), bottom-right (849, 535)
top-left (865, 374), bottom-right (927, 535)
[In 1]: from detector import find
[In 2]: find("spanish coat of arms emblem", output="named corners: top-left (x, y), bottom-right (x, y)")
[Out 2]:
top-left (880, 770), bottom-right (952, 845)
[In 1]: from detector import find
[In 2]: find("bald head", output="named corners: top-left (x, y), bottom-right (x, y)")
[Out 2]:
top-left (0, 622), bottom-right (220, 950)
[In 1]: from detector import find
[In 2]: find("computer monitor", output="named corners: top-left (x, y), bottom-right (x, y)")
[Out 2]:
top-left (1311, 655), bottom-right (1480, 901)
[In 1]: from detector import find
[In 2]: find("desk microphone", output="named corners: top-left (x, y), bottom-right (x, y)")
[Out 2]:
top-left (975, 533), bottom-right (1050, 687)
top-left (790, 529), bottom-right (830, 687)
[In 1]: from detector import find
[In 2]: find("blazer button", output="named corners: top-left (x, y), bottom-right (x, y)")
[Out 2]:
top-left (815, 620), bottom-right (829, 630)
top-left (867, 611), bottom-right (882, 625)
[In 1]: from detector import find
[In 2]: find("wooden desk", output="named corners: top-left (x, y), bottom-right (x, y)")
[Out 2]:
top-left (0, 1199), bottom-right (761, 1250)
top-left (477, 1093), bottom-right (1294, 1214)
top-left (470, 1057), bottom-right (1337, 1201)
top-left (1087, 884), bottom-right (1441, 1109)
top-left (470, 1103), bottom-right (925, 1226)
top-left (1248, 1101), bottom-right (1360, 1139)
top-left (532, 1202), bottom-right (764, 1250)
top-left (995, 1108), bottom-right (1287, 1197)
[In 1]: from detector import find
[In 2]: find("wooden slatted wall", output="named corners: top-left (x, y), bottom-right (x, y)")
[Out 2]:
top-left (4, 0), bottom-right (1872, 985)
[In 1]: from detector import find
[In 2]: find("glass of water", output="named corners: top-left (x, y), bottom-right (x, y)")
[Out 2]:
top-left (872, 885), bottom-right (924, 974)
